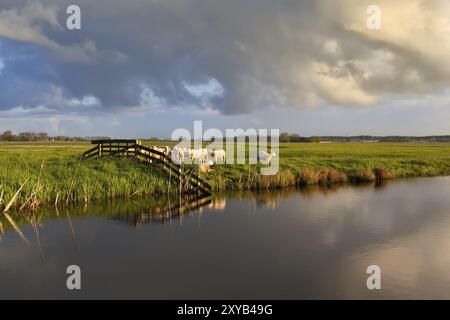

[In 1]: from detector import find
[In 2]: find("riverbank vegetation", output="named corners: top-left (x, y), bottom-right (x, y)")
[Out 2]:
top-left (1, 141), bottom-right (450, 210)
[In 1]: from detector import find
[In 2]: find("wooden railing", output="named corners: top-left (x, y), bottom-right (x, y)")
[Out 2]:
top-left (81, 140), bottom-right (212, 196)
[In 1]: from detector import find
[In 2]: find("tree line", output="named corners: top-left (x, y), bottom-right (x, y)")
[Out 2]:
top-left (0, 130), bottom-right (110, 142)
top-left (279, 133), bottom-right (321, 143)
top-left (0, 130), bottom-right (49, 141)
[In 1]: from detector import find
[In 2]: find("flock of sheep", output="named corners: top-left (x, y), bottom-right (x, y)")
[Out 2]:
top-left (141, 145), bottom-right (277, 166)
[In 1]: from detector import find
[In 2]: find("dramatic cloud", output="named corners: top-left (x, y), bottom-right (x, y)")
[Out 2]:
top-left (1, 0), bottom-right (450, 117)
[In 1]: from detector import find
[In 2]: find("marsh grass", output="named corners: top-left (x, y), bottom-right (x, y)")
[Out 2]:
top-left (0, 142), bottom-right (175, 210)
top-left (209, 142), bottom-right (450, 190)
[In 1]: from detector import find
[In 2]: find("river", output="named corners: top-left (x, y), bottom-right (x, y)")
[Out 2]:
top-left (1, 177), bottom-right (450, 299)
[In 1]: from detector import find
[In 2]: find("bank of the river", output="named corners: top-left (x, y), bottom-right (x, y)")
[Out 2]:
top-left (1, 141), bottom-right (450, 210)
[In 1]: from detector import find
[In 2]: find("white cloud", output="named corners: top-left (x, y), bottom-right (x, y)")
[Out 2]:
top-left (184, 78), bottom-right (224, 99)
top-left (311, 62), bottom-right (380, 106)
top-left (0, 3), bottom-right (61, 47)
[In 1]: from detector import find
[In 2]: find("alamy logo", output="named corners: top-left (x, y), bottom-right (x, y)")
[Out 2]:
top-left (171, 121), bottom-right (280, 175)
top-left (366, 5), bottom-right (381, 30)
top-left (66, 265), bottom-right (81, 290)
top-left (66, 5), bottom-right (81, 30)
top-left (366, 265), bottom-right (381, 290)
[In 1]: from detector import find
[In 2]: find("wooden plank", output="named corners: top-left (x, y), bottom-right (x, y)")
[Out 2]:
top-left (92, 139), bottom-right (138, 144)
top-left (108, 145), bottom-right (137, 157)
top-left (84, 151), bottom-right (99, 159)
top-left (190, 173), bottom-right (212, 190)
top-left (81, 146), bottom-right (99, 158)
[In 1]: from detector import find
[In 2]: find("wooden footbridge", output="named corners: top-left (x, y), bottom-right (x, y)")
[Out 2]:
top-left (80, 139), bottom-right (212, 196)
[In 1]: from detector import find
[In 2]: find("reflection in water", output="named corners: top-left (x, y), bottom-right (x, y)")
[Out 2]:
top-left (207, 196), bottom-right (227, 210)
top-left (2, 177), bottom-right (450, 299)
top-left (0, 194), bottom-right (217, 233)
top-left (117, 194), bottom-right (214, 226)
top-left (0, 182), bottom-right (382, 234)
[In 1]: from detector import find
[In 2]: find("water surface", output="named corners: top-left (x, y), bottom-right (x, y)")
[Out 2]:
top-left (2, 177), bottom-right (450, 299)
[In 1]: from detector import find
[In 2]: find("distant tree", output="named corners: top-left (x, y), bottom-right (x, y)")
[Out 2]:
top-left (279, 132), bottom-right (290, 143)
top-left (290, 134), bottom-right (302, 142)
top-left (306, 136), bottom-right (321, 143)
top-left (17, 132), bottom-right (34, 141)
top-left (35, 132), bottom-right (48, 141)
top-left (1, 130), bottom-right (15, 141)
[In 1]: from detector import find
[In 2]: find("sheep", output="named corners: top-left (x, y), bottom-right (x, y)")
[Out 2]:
top-left (150, 146), bottom-right (169, 155)
top-left (257, 151), bottom-right (277, 165)
top-left (170, 146), bottom-right (185, 164)
top-left (200, 148), bottom-right (208, 162)
top-left (197, 163), bottom-right (212, 173)
top-left (169, 147), bottom-right (209, 164)
top-left (210, 149), bottom-right (226, 163)
top-left (190, 148), bottom-right (208, 163)
top-left (181, 147), bottom-right (192, 162)
top-left (148, 146), bottom-right (171, 163)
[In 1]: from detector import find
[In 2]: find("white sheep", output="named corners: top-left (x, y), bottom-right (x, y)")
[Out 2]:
top-left (190, 148), bottom-right (208, 163)
top-left (210, 149), bottom-right (226, 163)
top-left (170, 146), bottom-right (185, 164)
top-left (257, 151), bottom-right (277, 165)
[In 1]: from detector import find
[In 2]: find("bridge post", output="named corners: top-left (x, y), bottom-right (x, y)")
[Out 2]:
top-left (179, 163), bottom-right (184, 194)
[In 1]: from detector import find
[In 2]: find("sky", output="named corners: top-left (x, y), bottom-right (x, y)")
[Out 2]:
top-left (1, 0), bottom-right (450, 138)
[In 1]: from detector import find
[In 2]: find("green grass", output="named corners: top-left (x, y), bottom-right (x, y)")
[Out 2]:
top-left (208, 142), bottom-right (450, 190)
top-left (0, 141), bottom-right (173, 209)
top-left (1, 141), bottom-right (450, 209)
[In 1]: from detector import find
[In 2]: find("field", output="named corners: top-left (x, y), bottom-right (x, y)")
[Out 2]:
top-left (1, 141), bottom-right (450, 210)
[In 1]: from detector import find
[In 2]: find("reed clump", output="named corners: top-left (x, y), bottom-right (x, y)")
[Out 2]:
top-left (349, 168), bottom-right (376, 182)
top-left (256, 169), bottom-right (297, 189)
top-left (297, 167), bottom-right (321, 185)
top-left (373, 167), bottom-right (396, 181)
top-left (317, 168), bottom-right (348, 185)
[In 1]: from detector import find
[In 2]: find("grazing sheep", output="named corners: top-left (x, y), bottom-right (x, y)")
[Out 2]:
top-left (148, 146), bottom-right (171, 161)
top-left (170, 146), bottom-right (185, 164)
top-left (183, 147), bottom-right (193, 162)
top-left (190, 148), bottom-right (208, 163)
top-left (200, 148), bottom-right (208, 162)
top-left (210, 149), bottom-right (226, 163)
top-left (148, 146), bottom-right (165, 162)
top-left (257, 151), bottom-right (277, 165)
top-left (197, 163), bottom-right (212, 173)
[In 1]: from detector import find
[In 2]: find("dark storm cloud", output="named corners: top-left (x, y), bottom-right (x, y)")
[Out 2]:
top-left (1, 0), bottom-right (450, 115)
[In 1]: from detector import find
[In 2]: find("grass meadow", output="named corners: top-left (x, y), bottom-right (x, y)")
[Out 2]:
top-left (1, 141), bottom-right (450, 210)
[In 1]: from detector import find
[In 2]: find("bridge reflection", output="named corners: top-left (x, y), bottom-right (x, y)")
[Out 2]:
top-left (116, 194), bottom-right (214, 226)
